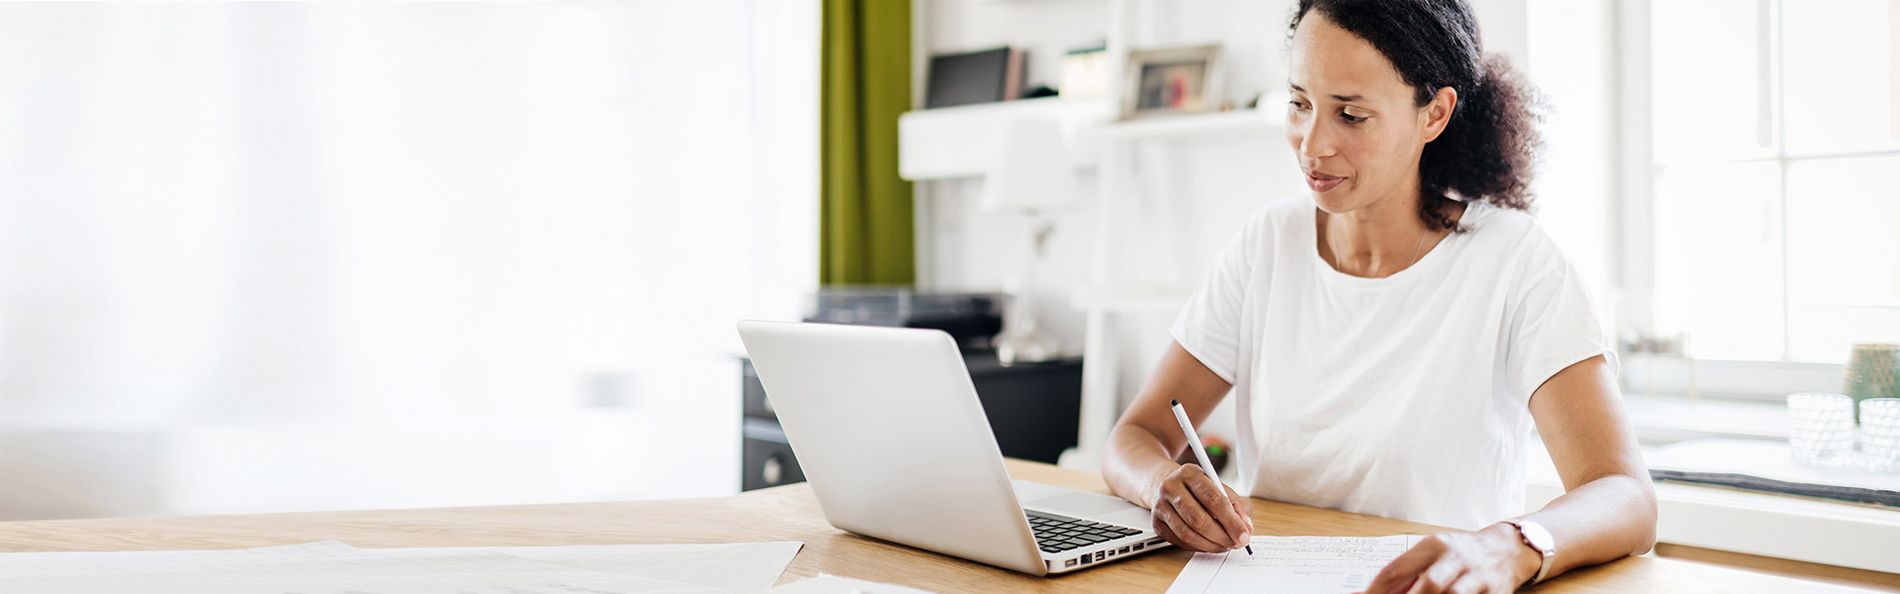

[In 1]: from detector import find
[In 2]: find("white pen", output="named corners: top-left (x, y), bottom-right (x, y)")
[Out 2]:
top-left (1170, 399), bottom-right (1253, 555)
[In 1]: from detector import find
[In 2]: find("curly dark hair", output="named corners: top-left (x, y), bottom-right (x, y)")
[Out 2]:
top-left (1290, 0), bottom-right (1543, 232)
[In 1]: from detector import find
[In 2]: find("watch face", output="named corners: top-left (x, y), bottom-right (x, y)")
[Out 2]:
top-left (1520, 521), bottom-right (1556, 553)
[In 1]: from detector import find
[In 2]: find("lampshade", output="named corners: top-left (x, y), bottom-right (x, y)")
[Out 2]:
top-left (980, 119), bottom-right (1078, 214)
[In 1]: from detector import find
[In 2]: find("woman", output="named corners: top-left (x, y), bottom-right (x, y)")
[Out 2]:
top-left (1102, 1), bottom-right (1658, 592)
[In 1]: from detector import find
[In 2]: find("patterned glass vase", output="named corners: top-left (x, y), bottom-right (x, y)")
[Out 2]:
top-left (1844, 343), bottom-right (1900, 423)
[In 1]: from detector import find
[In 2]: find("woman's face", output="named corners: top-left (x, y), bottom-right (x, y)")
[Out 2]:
top-left (1286, 12), bottom-right (1453, 216)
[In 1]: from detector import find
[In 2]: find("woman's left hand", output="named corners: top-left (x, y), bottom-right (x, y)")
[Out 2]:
top-left (1357, 524), bottom-right (1541, 594)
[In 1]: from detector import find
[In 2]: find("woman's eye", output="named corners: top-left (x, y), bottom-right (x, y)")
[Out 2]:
top-left (1340, 111), bottom-right (1367, 124)
top-left (1288, 100), bottom-right (1310, 112)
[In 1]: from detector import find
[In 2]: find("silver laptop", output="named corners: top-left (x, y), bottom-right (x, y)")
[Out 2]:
top-left (736, 320), bottom-right (1170, 575)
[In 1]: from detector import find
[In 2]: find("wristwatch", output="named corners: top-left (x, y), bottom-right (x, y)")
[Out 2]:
top-left (1502, 519), bottom-right (1555, 587)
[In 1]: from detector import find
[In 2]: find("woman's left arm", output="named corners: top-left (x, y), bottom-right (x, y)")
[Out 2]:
top-left (1363, 355), bottom-right (1658, 594)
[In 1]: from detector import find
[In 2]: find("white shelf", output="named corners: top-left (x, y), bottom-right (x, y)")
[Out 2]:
top-left (897, 97), bottom-right (1114, 180)
top-left (1070, 285), bottom-right (1190, 312)
top-left (896, 101), bottom-right (1282, 181)
top-left (1091, 109), bottom-right (1279, 140)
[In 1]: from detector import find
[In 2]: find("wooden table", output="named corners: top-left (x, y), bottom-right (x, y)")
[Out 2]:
top-left (0, 460), bottom-right (1881, 593)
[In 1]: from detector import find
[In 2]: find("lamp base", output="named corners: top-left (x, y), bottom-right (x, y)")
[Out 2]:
top-left (996, 326), bottom-right (1060, 366)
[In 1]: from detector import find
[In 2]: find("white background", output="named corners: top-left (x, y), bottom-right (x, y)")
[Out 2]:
top-left (0, 0), bottom-right (817, 519)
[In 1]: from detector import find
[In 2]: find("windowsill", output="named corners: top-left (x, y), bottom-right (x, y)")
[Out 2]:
top-left (1617, 354), bottom-right (1845, 410)
top-left (1534, 396), bottom-right (1900, 574)
top-left (1527, 471), bottom-right (1900, 574)
top-left (1622, 393), bottom-right (1789, 444)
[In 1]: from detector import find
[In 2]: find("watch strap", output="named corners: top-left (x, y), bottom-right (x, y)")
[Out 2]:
top-left (1503, 520), bottom-right (1555, 587)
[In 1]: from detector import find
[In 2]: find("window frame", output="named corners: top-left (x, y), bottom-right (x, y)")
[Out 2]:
top-left (1613, 0), bottom-right (1899, 402)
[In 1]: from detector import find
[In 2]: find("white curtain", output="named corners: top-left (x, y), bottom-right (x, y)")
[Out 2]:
top-left (0, 1), bottom-right (815, 518)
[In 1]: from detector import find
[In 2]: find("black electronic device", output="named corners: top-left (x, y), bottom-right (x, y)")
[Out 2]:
top-left (925, 47), bottom-right (1024, 108)
top-left (804, 287), bottom-right (1004, 350)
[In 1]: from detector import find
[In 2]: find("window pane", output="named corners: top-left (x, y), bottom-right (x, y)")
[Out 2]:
top-left (1788, 308), bottom-right (1900, 364)
top-left (1650, 0), bottom-right (1770, 162)
top-left (1653, 162), bottom-right (1784, 360)
top-left (1781, 0), bottom-right (1900, 155)
top-left (1784, 155), bottom-right (1900, 362)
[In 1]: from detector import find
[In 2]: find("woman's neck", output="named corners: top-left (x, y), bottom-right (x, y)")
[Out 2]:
top-left (1317, 184), bottom-right (1452, 278)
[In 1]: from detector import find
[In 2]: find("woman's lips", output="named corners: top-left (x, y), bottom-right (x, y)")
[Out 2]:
top-left (1306, 170), bottom-right (1345, 193)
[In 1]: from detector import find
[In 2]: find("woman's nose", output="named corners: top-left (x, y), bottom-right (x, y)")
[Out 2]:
top-left (1297, 118), bottom-right (1336, 160)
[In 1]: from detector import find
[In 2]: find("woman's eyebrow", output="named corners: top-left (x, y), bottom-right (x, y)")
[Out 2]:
top-left (1288, 83), bottom-right (1364, 102)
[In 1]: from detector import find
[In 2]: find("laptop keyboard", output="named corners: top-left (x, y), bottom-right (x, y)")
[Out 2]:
top-left (1027, 511), bottom-right (1143, 553)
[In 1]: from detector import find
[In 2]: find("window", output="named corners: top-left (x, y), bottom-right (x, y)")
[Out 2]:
top-left (1633, 0), bottom-right (1900, 372)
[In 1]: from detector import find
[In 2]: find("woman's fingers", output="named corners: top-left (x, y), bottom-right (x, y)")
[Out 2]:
top-left (1150, 509), bottom-right (1193, 550)
top-left (1147, 463), bottom-right (1256, 553)
top-left (1152, 498), bottom-right (1225, 552)
top-left (1364, 536), bottom-right (1445, 594)
top-left (1161, 476), bottom-right (1237, 549)
top-left (1445, 574), bottom-right (1491, 594)
top-left (1227, 494), bottom-right (1253, 549)
top-left (1404, 558), bottom-right (1467, 594)
top-left (1360, 531), bottom-right (1522, 594)
top-left (1180, 468), bottom-right (1251, 546)
top-left (1224, 483), bottom-right (1255, 532)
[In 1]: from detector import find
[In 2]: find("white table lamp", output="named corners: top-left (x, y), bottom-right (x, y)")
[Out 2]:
top-left (981, 119), bottom-right (1077, 365)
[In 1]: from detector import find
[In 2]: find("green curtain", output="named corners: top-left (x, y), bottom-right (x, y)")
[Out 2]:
top-left (820, 0), bottom-right (913, 285)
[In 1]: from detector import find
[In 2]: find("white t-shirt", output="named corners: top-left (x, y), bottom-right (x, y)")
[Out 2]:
top-left (1170, 196), bottom-right (1614, 530)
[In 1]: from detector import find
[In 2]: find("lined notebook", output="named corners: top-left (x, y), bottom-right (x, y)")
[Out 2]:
top-left (1166, 535), bottom-right (1425, 594)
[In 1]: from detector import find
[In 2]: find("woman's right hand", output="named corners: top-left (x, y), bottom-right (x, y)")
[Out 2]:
top-left (1150, 463), bottom-right (1254, 553)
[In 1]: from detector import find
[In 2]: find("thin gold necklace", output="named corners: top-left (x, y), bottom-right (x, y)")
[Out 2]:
top-left (1326, 223), bottom-right (1430, 278)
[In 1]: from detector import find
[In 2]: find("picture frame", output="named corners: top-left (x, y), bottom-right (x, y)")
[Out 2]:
top-left (1120, 44), bottom-right (1224, 120)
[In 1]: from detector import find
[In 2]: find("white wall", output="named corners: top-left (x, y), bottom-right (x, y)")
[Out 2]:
top-left (915, 0), bottom-right (1303, 448)
top-left (0, 1), bottom-right (817, 519)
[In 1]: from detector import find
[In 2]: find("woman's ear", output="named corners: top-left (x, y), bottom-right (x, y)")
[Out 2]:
top-left (1421, 86), bottom-right (1458, 143)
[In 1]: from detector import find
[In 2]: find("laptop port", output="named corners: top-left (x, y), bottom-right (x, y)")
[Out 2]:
top-left (1065, 558), bottom-right (1077, 568)
top-left (1079, 556), bottom-right (1092, 565)
top-left (1119, 546), bottom-right (1130, 554)
top-left (1094, 551), bottom-right (1104, 562)
top-left (1132, 543), bottom-right (1144, 551)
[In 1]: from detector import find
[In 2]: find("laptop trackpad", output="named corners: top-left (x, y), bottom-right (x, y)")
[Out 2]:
top-left (1020, 489), bottom-right (1154, 528)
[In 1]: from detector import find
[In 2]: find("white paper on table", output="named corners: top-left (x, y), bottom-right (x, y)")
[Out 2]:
top-left (0, 547), bottom-right (716, 593)
top-left (361, 541), bottom-right (805, 592)
top-left (762, 573), bottom-right (936, 594)
top-left (0, 540), bottom-right (804, 594)
top-left (1165, 535), bottom-right (1425, 594)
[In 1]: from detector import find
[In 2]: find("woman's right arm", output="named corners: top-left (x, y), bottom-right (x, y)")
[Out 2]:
top-left (1104, 341), bottom-right (1253, 552)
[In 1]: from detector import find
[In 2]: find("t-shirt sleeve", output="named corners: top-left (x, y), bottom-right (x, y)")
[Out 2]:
top-left (1504, 246), bottom-right (1617, 403)
top-left (1169, 214), bottom-right (1264, 385)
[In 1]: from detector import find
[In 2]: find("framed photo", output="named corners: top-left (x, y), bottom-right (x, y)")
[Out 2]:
top-left (1120, 44), bottom-right (1223, 120)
